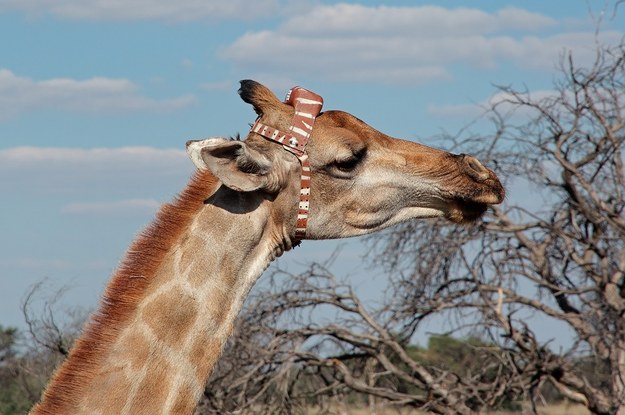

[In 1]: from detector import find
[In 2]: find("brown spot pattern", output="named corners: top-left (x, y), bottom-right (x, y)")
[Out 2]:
top-left (191, 336), bottom-right (223, 383)
top-left (116, 330), bottom-right (151, 371)
top-left (181, 236), bottom-right (217, 288)
top-left (79, 368), bottom-right (130, 414)
top-left (127, 359), bottom-right (173, 415)
top-left (143, 287), bottom-right (199, 348)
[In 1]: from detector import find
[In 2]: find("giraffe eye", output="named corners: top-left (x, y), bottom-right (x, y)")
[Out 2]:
top-left (332, 148), bottom-right (366, 174)
top-left (334, 156), bottom-right (360, 172)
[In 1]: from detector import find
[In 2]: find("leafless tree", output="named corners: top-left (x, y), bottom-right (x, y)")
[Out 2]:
top-left (200, 39), bottom-right (625, 415)
top-left (13, 283), bottom-right (86, 409)
top-left (470, 39), bottom-right (625, 413)
top-left (21, 282), bottom-right (82, 358)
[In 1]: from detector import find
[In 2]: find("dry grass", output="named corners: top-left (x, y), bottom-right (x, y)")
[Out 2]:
top-left (305, 402), bottom-right (590, 415)
top-left (488, 403), bottom-right (590, 415)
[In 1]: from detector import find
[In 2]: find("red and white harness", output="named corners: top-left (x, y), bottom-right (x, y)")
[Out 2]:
top-left (249, 86), bottom-right (323, 241)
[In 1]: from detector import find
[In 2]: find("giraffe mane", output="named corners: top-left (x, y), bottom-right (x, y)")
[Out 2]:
top-left (32, 170), bottom-right (218, 414)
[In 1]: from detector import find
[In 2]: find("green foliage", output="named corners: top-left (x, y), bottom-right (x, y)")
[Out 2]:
top-left (0, 326), bottom-right (18, 363)
top-left (0, 325), bottom-right (48, 415)
top-left (0, 326), bottom-right (31, 414)
top-left (420, 335), bottom-right (491, 375)
top-left (403, 335), bottom-right (523, 411)
top-left (0, 382), bottom-right (33, 415)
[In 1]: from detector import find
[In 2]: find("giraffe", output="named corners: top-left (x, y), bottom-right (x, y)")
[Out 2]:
top-left (30, 80), bottom-right (504, 415)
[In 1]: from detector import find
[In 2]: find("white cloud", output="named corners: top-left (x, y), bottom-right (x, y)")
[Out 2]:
top-left (0, 0), bottom-right (300, 21)
top-left (221, 4), bottom-right (623, 84)
top-left (62, 198), bottom-right (161, 216)
top-left (0, 69), bottom-right (196, 120)
top-left (279, 5), bottom-right (556, 36)
top-left (0, 146), bottom-right (186, 167)
top-left (428, 89), bottom-right (562, 119)
top-left (181, 58), bottom-right (194, 69)
top-left (0, 146), bottom-right (193, 195)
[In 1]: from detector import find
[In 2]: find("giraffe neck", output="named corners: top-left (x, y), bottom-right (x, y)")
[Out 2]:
top-left (31, 170), bottom-right (292, 415)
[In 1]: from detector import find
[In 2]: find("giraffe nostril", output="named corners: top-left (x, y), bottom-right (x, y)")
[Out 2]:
top-left (462, 155), bottom-right (490, 182)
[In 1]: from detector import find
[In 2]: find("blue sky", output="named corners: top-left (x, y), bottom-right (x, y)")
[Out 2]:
top-left (1, 0), bottom-right (624, 340)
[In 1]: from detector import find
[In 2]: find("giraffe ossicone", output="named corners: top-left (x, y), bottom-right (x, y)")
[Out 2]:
top-left (30, 80), bottom-right (504, 415)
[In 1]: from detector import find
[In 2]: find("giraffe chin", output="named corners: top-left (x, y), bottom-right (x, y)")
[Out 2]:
top-left (445, 200), bottom-right (489, 224)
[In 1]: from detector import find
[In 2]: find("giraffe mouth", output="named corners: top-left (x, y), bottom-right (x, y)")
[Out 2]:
top-left (447, 189), bottom-right (503, 224)
top-left (446, 172), bottom-right (505, 224)
top-left (448, 200), bottom-right (489, 224)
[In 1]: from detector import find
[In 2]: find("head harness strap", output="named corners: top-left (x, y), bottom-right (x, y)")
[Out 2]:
top-left (249, 86), bottom-right (323, 241)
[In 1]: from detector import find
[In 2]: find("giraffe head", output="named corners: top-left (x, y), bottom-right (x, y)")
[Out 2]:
top-left (187, 80), bottom-right (504, 241)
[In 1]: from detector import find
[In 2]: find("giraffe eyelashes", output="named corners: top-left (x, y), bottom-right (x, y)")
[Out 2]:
top-left (334, 156), bottom-right (360, 172)
top-left (332, 148), bottom-right (367, 174)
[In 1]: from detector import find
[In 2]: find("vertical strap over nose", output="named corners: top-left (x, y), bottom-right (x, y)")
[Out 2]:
top-left (249, 86), bottom-right (323, 241)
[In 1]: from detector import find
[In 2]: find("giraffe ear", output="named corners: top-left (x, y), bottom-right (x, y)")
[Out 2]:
top-left (186, 138), bottom-right (271, 192)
